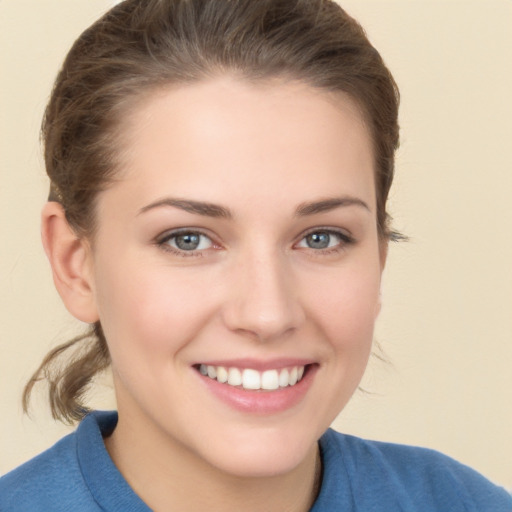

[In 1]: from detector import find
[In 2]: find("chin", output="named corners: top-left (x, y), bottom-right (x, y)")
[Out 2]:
top-left (193, 423), bottom-right (320, 478)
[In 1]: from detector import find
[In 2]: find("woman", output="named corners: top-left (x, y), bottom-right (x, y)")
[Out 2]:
top-left (1, 0), bottom-right (510, 510)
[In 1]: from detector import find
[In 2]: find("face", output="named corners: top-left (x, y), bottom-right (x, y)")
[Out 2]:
top-left (86, 77), bottom-right (385, 477)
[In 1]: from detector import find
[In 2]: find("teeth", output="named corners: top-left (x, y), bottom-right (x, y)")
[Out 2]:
top-left (228, 367), bottom-right (242, 386)
top-left (278, 368), bottom-right (289, 388)
top-left (242, 369), bottom-right (260, 390)
top-left (289, 367), bottom-right (298, 386)
top-left (216, 366), bottom-right (228, 383)
top-left (261, 369), bottom-right (279, 390)
top-left (199, 364), bottom-right (306, 390)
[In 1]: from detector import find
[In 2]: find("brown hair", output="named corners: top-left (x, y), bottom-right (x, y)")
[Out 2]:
top-left (24, 0), bottom-right (400, 423)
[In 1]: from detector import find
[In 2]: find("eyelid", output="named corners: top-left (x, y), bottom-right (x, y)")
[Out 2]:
top-left (155, 227), bottom-right (219, 256)
top-left (154, 226), bottom-right (355, 257)
top-left (297, 226), bottom-right (354, 242)
top-left (294, 227), bottom-right (355, 251)
top-left (156, 227), bottom-right (212, 242)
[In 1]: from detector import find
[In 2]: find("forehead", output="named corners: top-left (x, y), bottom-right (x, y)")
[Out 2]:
top-left (106, 77), bottom-right (376, 216)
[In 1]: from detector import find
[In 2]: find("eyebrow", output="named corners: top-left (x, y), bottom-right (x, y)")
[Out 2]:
top-left (294, 196), bottom-right (370, 216)
top-left (138, 196), bottom-right (370, 219)
top-left (138, 198), bottom-right (232, 218)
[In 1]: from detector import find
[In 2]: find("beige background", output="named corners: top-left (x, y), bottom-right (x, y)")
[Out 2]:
top-left (1, 0), bottom-right (511, 487)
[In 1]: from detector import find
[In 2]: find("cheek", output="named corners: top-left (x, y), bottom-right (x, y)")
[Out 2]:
top-left (93, 259), bottom-right (218, 361)
top-left (307, 262), bottom-right (382, 352)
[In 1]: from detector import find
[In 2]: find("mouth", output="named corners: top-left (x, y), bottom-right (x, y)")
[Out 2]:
top-left (193, 361), bottom-right (318, 413)
top-left (195, 364), bottom-right (309, 391)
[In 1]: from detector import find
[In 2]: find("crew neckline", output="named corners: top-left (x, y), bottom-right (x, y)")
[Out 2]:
top-left (77, 411), bottom-right (151, 511)
top-left (77, 410), bottom-right (338, 511)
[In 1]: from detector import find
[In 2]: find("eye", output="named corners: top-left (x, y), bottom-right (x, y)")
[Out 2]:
top-left (296, 229), bottom-right (353, 251)
top-left (158, 230), bottom-right (214, 254)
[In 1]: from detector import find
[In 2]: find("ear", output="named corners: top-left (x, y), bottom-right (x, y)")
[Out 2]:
top-left (41, 202), bottom-right (99, 323)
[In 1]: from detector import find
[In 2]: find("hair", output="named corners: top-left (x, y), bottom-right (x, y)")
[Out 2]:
top-left (23, 0), bottom-right (400, 424)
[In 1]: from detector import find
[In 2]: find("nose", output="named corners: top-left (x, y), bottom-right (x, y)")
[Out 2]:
top-left (221, 250), bottom-right (305, 342)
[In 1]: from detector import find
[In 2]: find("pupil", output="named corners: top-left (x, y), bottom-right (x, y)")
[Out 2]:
top-left (176, 233), bottom-right (200, 250)
top-left (307, 232), bottom-right (330, 249)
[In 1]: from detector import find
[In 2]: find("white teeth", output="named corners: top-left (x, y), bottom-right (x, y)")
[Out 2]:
top-left (216, 366), bottom-right (228, 383)
top-left (242, 369), bottom-right (261, 390)
top-left (261, 369), bottom-right (279, 390)
top-left (199, 364), bottom-right (306, 390)
top-left (278, 368), bottom-right (290, 388)
top-left (227, 367), bottom-right (242, 386)
top-left (289, 367), bottom-right (298, 386)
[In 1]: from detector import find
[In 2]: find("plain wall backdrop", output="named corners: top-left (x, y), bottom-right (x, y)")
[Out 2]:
top-left (1, 0), bottom-right (511, 487)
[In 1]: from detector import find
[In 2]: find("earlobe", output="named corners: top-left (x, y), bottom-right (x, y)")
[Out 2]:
top-left (41, 202), bottom-right (99, 323)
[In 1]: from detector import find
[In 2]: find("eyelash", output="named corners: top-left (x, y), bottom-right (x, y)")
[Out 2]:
top-left (298, 228), bottom-right (355, 256)
top-left (156, 228), bottom-right (215, 258)
top-left (155, 227), bottom-right (355, 258)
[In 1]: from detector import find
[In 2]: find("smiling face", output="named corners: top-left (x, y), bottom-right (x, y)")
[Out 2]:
top-left (85, 77), bottom-right (385, 478)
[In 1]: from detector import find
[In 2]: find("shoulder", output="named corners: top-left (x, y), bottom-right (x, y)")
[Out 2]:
top-left (0, 411), bottom-right (119, 512)
top-left (314, 429), bottom-right (512, 512)
top-left (0, 431), bottom-right (94, 511)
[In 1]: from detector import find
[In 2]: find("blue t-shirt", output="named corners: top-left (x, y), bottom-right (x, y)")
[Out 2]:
top-left (1, 411), bottom-right (510, 511)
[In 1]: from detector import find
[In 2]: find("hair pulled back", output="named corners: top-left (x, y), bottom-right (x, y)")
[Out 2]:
top-left (24, 0), bottom-right (400, 423)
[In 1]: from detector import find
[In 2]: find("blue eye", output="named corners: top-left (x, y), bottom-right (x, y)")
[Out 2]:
top-left (305, 232), bottom-right (334, 249)
top-left (297, 230), bottom-right (352, 251)
top-left (159, 231), bottom-right (213, 253)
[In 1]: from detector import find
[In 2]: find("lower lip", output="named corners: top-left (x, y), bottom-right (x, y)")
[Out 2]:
top-left (196, 365), bottom-right (318, 414)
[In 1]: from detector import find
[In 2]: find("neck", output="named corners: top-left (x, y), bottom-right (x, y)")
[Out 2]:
top-left (105, 411), bottom-right (321, 512)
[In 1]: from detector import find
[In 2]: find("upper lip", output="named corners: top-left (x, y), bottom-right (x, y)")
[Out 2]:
top-left (193, 358), bottom-right (316, 372)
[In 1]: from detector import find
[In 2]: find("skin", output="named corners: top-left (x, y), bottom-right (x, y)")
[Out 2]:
top-left (42, 77), bottom-right (386, 511)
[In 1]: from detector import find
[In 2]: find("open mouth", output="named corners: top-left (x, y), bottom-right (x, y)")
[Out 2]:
top-left (195, 364), bottom-right (312, 391)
